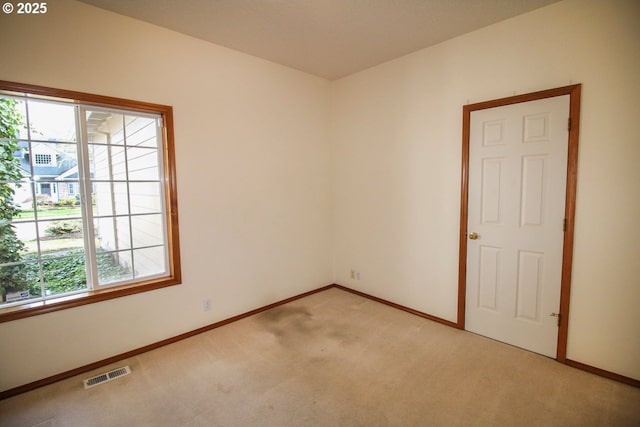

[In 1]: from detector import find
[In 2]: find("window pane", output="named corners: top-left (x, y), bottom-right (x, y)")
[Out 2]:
top-left (93, 182), bottom-right (129, 216)
top-left (127, 147), bottom-right (159, 180)
top-left (92, 182), bottom-right (113, 216)
top-left (129, 182), bottom-right (162, 215)
top-left (86, 111), bottom-right (125, 144)
top-left (97, 250), bottom-right (132, 285)
top-left (0, 261), bottom-right (41, 304)
top-left (42, 253), bottom-right (87, 296)
top-left (26, 100), bottom-right (76, 142)
top-left (56, 180), bottom-right (80, 204)
top-left (1, 220), bottom-right (29, 265)
top-left (125, 116), bottom-right (158, 148)
top-left (88, 145), bottom-right (126, 180)
top-left (131, 214), bottom-right (165, 248)
top-left (11, 99), bottom-right (29, 140)
top-left (133, 246), bottom-right (166, 279)
top-left (27, 142), bottom-right (78, 169)
top-left (27, 141), bottom-right (79, 201)
top-left (10, 181), bottom-right (34, 216)
top-left (37, 219), bottom-right (84, 259)
top-left (11, 220), bottom-right (36, 257)
top-left (86, 111), bottom-right (116, 140)
top-left (95, 216), bottom-right (132, 251)
top-left (102, 113), bottom-right (125, 145)
top-left (6, 180), bottom-right (31, 217)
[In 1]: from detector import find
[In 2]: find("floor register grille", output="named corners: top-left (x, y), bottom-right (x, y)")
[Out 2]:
top-left (83, 366), bottom-right (131, 389)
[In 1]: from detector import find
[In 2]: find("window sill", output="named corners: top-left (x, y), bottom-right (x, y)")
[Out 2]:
top-left (0, 276), bottom-right (181, 323)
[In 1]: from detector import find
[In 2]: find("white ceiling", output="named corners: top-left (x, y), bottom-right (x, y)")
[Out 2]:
top-left (78, 0), bottom-right (560, 80)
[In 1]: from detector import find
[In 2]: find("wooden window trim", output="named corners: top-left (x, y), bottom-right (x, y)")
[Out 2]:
top-left (0, 80), bottom-right (182, 323)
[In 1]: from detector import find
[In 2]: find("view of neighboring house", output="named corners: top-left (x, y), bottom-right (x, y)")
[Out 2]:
top-left (13, 141), bottom-right (79, 207)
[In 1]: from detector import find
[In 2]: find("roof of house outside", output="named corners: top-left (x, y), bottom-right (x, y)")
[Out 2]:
top-left (15, 141), bottom-right (78, 179)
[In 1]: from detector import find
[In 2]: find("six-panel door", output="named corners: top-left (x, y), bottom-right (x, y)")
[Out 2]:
top-left (466, 95), bottom-right (569, 358)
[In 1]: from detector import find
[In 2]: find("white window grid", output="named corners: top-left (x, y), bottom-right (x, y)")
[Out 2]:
top-left (1, 96), bottom-right (170, 307)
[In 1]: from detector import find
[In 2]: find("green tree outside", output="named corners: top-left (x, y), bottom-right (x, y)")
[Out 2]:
top-left (0, 98), bottom-right (28, 301)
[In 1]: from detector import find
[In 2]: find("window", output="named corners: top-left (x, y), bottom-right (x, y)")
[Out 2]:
top-left (0, 81), bottom-right (181, 321)
top-left (34, 153), bottom-right (52, 165)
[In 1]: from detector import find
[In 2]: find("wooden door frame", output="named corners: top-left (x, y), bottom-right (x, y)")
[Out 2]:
top-left (457, 84), bottom-right (581, 362)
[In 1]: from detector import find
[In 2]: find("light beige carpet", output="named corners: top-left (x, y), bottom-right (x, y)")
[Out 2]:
top-left (1, 288), bottom-right (639, 427)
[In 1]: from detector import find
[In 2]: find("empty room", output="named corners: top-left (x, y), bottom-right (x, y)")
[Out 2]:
top-left (0, 0), bottom-right (638, 426)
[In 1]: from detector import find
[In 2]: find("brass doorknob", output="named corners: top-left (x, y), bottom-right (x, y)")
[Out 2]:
top-left (469, 232), bottom-right (479, 240)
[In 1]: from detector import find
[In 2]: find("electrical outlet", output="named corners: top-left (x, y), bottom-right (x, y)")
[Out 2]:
top-left (356, 271), bottom-right (361, 280)
top-left (203, 299), bottom-right (211, 312)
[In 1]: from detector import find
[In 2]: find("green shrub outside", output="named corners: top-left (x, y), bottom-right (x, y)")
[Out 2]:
top-left (54, 198), bottom-right (78, 208)
top-left (45, 219), bottom-right (83, 236)
top-left (21, 249), bottom-right (131, 297)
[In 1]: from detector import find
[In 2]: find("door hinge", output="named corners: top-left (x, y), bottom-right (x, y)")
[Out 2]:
top-left (567, 117), bottom-right (571, 131)
top-left (563, 218), bottom-right (567, 232)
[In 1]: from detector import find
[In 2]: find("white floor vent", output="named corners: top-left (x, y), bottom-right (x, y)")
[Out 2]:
top-left (83, 366), bottom-right (131, 389)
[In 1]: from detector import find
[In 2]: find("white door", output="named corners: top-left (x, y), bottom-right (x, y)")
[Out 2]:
top-left (465, 95), bottom-right (569, 358)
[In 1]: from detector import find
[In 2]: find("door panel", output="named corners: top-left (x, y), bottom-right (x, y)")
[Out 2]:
top-left (481, 158), bottom-right (503, 224)
top-left (478, 245), bottom-right (501, 311)
top-left (465, 95), bottom-right (569, 358)
top-left (516, 250), bottom-right (543, 321)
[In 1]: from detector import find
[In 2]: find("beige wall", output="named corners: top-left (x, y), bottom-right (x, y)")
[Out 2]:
top-left (0, 0), bottom-right (332, 391)
top-left (331, 0), bottom-right (640, 380)
top-left (1, 0), bottom-right (639, 392)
